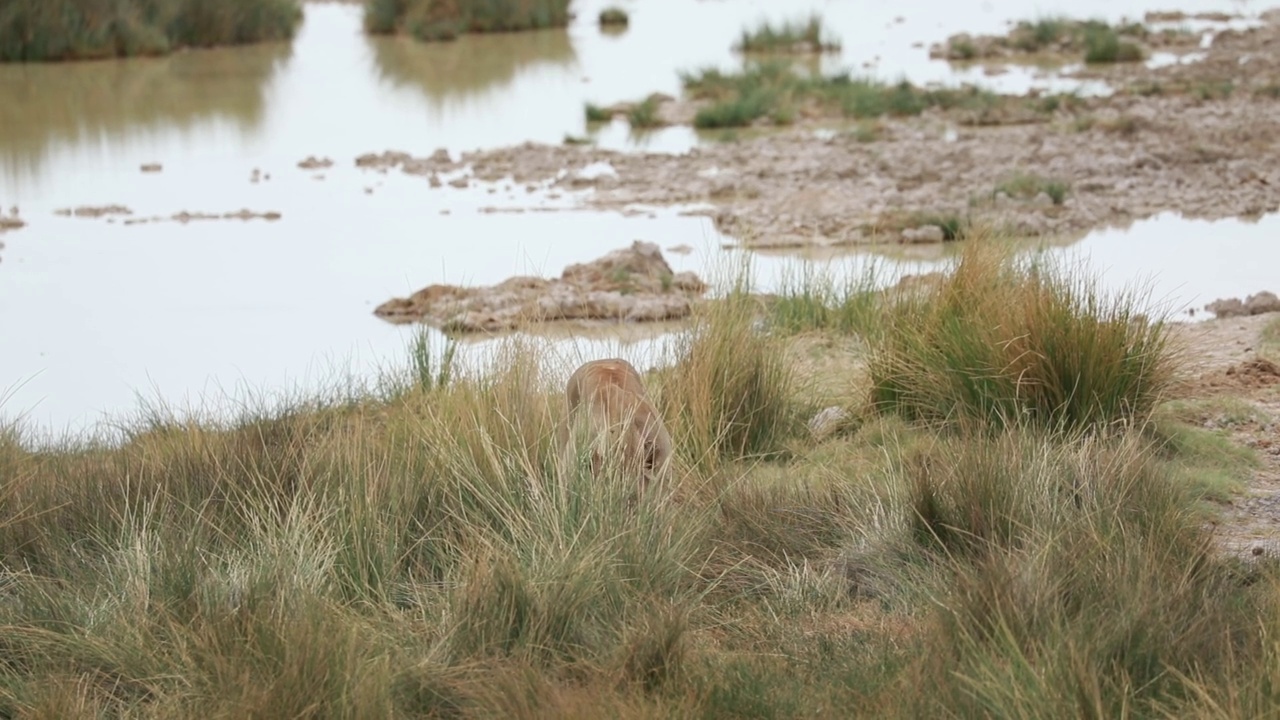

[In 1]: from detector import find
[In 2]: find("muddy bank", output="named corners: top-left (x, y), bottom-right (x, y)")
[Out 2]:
top-left (929, 16), bottom-right (1205, 63)
top-left (352, 12), bottom-right (1280, 249)
top-left (375, 240), bottom-right (708, 333)
top-left (363, 91), bottom-right (1280, 248)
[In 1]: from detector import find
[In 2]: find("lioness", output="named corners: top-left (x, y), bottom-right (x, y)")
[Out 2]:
top-left (559, 358), bottom-right (673, 489)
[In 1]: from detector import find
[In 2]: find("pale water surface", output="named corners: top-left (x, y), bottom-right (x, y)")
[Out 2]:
top-left (0, 0), bottom-right (1270, 437)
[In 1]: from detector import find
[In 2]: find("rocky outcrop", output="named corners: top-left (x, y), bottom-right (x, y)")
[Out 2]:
top-left (1206, 291), bottom-right (1280, 319)
top-left (374, 241), bottom-right (708, 333)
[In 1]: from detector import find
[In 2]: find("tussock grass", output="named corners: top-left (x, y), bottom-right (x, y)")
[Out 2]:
top-left (0, 0), bottom-right (301, 62)
top-left (655, 268), bottom-right (801, 475)
top-left (867, 238), bottom-right (1178, 433)
top-left (889, 430), bottom-right (1279, 718)
top-left (365, 0), bottom-right (571, 42)
top-left (733, 13), bottom-right (841, 54)
top-left (4, 243), bottom-right (1278, 717)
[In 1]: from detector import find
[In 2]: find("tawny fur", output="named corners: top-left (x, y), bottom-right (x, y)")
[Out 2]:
top-left (558, 358), bottom-right (673, 489)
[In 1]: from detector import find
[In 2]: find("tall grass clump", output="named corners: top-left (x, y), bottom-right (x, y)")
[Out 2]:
top-left (867, 238), bottom-right (1177, 433)
top-left (1083, 22), bottom-right (1145, 63)
top-left (656, 269), bottom-right (800, 474)
top-left (767, 261), bottom-right (884, 337)
top-left (682, 62), bottom-right (1004, 129)
top-left (0, 0), bottom-right (302, 62)
top-left (364, 0), bottom-right (572, 42)
top-left (881, 430), bottom-right (1280, 717)
top-left (733, 13), bottom-right (841, 54)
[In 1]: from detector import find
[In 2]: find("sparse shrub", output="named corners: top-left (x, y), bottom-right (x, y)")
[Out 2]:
top-left (598, 6), bottom-right (629, 27)
top-left (1192, 80), bottom-right (1234, 101)
top-left (867, 239), bottom-right (1176, 433)
top-left (952, 39), bottom-right (977, 60)
top-left (1097, 113), bottom-right (1142, 134)
top-left (849, 120), bottom-right (881, 143)
top-left (627, 97), bottom-right (661, 129)
top-left (1010, 17), bottom-right (1072, 51)
top-left (1083, 24), bottom-right (1144, 63)
top-left (994, 172), bottom-right (1070, 205)
top-left (1254, 83), bottom-right (1280, 99)
top-left (584, 103), bottom-right (611, 123)
top-left (694, 91), bottom-right (775, 128)
top-left (364, 0), bottom-right (572, 42)
top-left (0, 0), bottom-right (302, 61)
top-left (733, 13), bottom-right (842, 54)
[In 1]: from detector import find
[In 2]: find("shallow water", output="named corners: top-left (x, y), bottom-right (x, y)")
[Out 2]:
top-left (0, 0), bottom-right (1269, 437)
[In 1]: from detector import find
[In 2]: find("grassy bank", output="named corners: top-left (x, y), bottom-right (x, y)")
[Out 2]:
top-left (679, 61), bottom-right (1069, 129)
top-left (943, 16), bottom-right (1152, 65)
top-left (364, 0), bottom-right (571, 42)
top-left (0, 0), bottom-right (301, 62)
top-left (1, 245), bottom-right (1275, 717)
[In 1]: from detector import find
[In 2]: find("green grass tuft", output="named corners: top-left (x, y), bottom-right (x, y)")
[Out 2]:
top-left (584, 102), bottom-right (611, 122)
top-left (627, 96), bottom-right (661, 129)
top-left (1083, 23), bottom-right (1145, 63)
top-left (767, 262), bottom-right (884, 336)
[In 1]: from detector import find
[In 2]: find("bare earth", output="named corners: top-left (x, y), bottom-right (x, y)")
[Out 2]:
top-left (1175, 314), bottom-right (1280, 561)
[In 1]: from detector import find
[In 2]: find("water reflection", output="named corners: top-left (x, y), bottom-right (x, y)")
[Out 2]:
top-left (0, 42), bottom-right (292, 182)
top-left (369, 27), bottom-right (576, 104)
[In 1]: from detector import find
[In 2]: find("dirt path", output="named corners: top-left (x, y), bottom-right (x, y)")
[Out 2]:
top-left (1174, 315), bottom-right (1280, 561)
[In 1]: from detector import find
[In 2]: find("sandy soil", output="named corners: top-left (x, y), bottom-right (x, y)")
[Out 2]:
top-left (353, 11), bottom-right (1280, 250)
